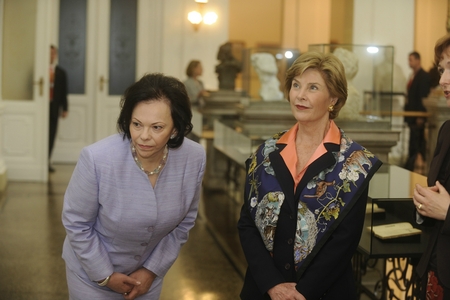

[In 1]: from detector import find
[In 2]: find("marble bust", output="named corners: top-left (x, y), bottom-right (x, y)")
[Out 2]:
top-left (374, 49), bottom-right (406, 94)
top-left (251, 52), bottom-right (284, 101)
top-left (333, 48), bottom-right (363, 120)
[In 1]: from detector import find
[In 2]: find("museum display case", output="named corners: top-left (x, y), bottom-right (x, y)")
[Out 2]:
top-left (213, 119), bottom-right (264, 166)
top-left (362, 164), bottom-right (429, 256)
top-left (353, 164), bottom-right (430, 299)
top-left (309, 44), bottom-right (398, 130)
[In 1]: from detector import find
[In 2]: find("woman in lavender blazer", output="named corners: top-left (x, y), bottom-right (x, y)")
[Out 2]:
top-left (62, 73), bottom-right (206, 299)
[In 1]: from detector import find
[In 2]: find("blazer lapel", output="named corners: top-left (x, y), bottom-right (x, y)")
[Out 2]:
top-left (269, 144), bottom-right (296, 213)
top-left (269, 142), bottom-right (340, 213)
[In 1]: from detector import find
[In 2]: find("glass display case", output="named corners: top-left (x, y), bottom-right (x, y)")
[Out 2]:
top-left (213, 119), bottom-right (266, 166)
top-left (241, 47), bottom-right (300, 100)
top-left (361, 164), bottom-right (430, 257)
top-left (309, 44), bottom-right (397, 130)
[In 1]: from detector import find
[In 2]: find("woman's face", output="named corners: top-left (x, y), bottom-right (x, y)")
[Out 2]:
top-left (194, 63), bottom-right (203, 77)
top-left (129, 99), bottom-right (175, 161)
top-left (288, 68), bottom-right (337, 125)
top-left (439, 45), bottom-right (450, 107)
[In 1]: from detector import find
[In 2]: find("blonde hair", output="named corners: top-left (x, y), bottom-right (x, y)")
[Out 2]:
top-left (284, 51), bottom-right (348, 119)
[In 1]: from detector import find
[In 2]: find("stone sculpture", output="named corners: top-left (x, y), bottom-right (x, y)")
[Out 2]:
top-left (215, 42), bottom-right (242, 90)
top-left (251, 52), bottom-right (284, 101)
top-left (333, 47), bottom-right (362, 120)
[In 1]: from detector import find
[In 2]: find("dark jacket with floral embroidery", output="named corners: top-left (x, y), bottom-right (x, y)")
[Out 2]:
top-left (238, 129), bottom-right (382, 300)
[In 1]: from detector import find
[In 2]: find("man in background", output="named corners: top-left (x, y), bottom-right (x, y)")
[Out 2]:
top-left (49, 45), bottom-right (68, 172)
top-left (404, 51), bottom-right (431, 172)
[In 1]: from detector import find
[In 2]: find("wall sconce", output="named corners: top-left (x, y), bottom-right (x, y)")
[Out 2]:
top-left (187, 0), bottom-right (218, 31)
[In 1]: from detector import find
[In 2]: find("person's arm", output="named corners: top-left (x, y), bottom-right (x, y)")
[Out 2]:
top-left (414, 182), bottom-right (450, 221)
top-left (62, 147), bottom-right (114, 281)
top-left (141, 152), bottom-right (206, 277)
top-left (62, 147), bottom-right (146, 294)
top-left (296, 188), bottom-right (368, 299)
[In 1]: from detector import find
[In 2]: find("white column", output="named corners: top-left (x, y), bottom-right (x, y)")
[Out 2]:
top-left (353, 0), bottom-right (414, 79)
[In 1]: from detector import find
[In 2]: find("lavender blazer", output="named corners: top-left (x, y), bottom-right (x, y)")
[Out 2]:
top-left (62, 134), bottom-right (206, 293)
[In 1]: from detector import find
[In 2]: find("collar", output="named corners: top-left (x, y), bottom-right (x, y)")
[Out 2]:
top-left (277, 121), bottom-right (340, 188)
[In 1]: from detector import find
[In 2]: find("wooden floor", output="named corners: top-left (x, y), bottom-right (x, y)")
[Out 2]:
top-left (0, 164), bottom-right (243, 300)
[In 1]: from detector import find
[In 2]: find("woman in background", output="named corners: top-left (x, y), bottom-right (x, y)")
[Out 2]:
top-left (184, 60), bottom-right (209, 106)
top-left (62, 73), bottom-right (206, 299)
top-left (238, 51), bottom-right (382, 300)
top-left (413, 34), bottom-right (450, 300)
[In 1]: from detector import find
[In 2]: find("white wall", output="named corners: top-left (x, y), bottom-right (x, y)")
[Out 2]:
top-left (353, 0), bottom-right (414, 82)
top-left (158, 0), bottom-right (229, 91)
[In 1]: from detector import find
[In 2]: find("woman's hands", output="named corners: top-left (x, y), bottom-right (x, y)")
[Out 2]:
top-left (104, 272), bottom-right (141, 296)
top-left (102, 268), bottom-right (155, 300)
top-left (413, 181), bottom-right (450, 220)
top-left (122, 268), bottom-right (156, 300)
top-left (267, 283), bottom-right (306, 300)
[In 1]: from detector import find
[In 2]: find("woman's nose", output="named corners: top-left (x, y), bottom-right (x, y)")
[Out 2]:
top-left (441, 69), bottom-right (450, 86)
top-left (140, 128), bottom-right (151, 140)
top-left (295, 88), bottom-right (305, 100)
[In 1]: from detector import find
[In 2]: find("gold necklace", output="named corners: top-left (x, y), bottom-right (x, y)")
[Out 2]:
top-left (131, 143), bottom-right (168, 175)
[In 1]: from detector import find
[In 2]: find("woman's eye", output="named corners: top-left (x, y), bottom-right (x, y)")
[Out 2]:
top-left (310, 85), bottom-right (318, 90)
top-left (132, 122), bottom-right (140, 127)
top-left (438, 68), bottom-right (444, 75)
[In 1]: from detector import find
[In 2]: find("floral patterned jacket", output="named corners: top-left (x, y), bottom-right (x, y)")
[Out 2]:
top-left (238, 128), bottom-right (382, 299)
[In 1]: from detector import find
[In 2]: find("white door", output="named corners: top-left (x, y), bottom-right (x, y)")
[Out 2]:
top-left (94, 0), bottom-right (138, 141)
top-left (52, 0), bottom-right (139, 164)
top-left (1, 0), bottom-right (51, 181)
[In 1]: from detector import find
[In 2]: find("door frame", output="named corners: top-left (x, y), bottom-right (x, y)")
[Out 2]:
top-left (1, 0), bottom-right (51, 181)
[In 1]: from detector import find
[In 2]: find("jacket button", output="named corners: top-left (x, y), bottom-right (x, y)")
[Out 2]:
top-left (134, 255), bottom-right (141, 261)
top-left (285, 263), bottom-right (290, 270)
top-left (147, 226), bottom-right (154, 232)
top-left (141, 242), bottom-right (148, 246)
top-left (287, 238), bottom-right (293, 245)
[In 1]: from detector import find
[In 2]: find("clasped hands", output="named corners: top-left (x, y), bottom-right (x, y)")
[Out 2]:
top-left (268, 282), bottom-right (306, 300)
top-left (104, 268), bottom-right (156, 300)
top-left (413, 181), bottom-right (450, 220)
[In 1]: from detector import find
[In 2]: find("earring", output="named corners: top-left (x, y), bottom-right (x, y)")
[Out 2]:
top-left (170, 133), bottom-right (176, 139)
top-left (328, 105), bottom-right (334, 112)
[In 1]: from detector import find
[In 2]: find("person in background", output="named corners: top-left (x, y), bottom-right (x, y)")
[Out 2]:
top-left (183, 60), bottom-right (209, 106)
top-left (62, 73), bottom-right (206, 299)
top-left (237, 51), bottom-right (382, 300)
top-left (49, 45), bottom-right (69, 172)
top-left (413, 34), bottom-right (450, 300)
top-left (404, 51), bottom-right (431, 172)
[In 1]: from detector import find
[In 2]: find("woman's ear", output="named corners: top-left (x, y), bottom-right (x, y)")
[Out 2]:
top-left (331, 97), bottom-right (338, 106)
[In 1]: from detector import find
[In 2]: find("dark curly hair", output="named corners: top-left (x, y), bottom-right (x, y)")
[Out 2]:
top-left (117, 73), bottom-right (193, 149)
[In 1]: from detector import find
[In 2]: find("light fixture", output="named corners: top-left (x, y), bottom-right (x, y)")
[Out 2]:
top-left (188, 0), bottom-right (218, 31)
top-left (367, 46), bottom-right (379, 54)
